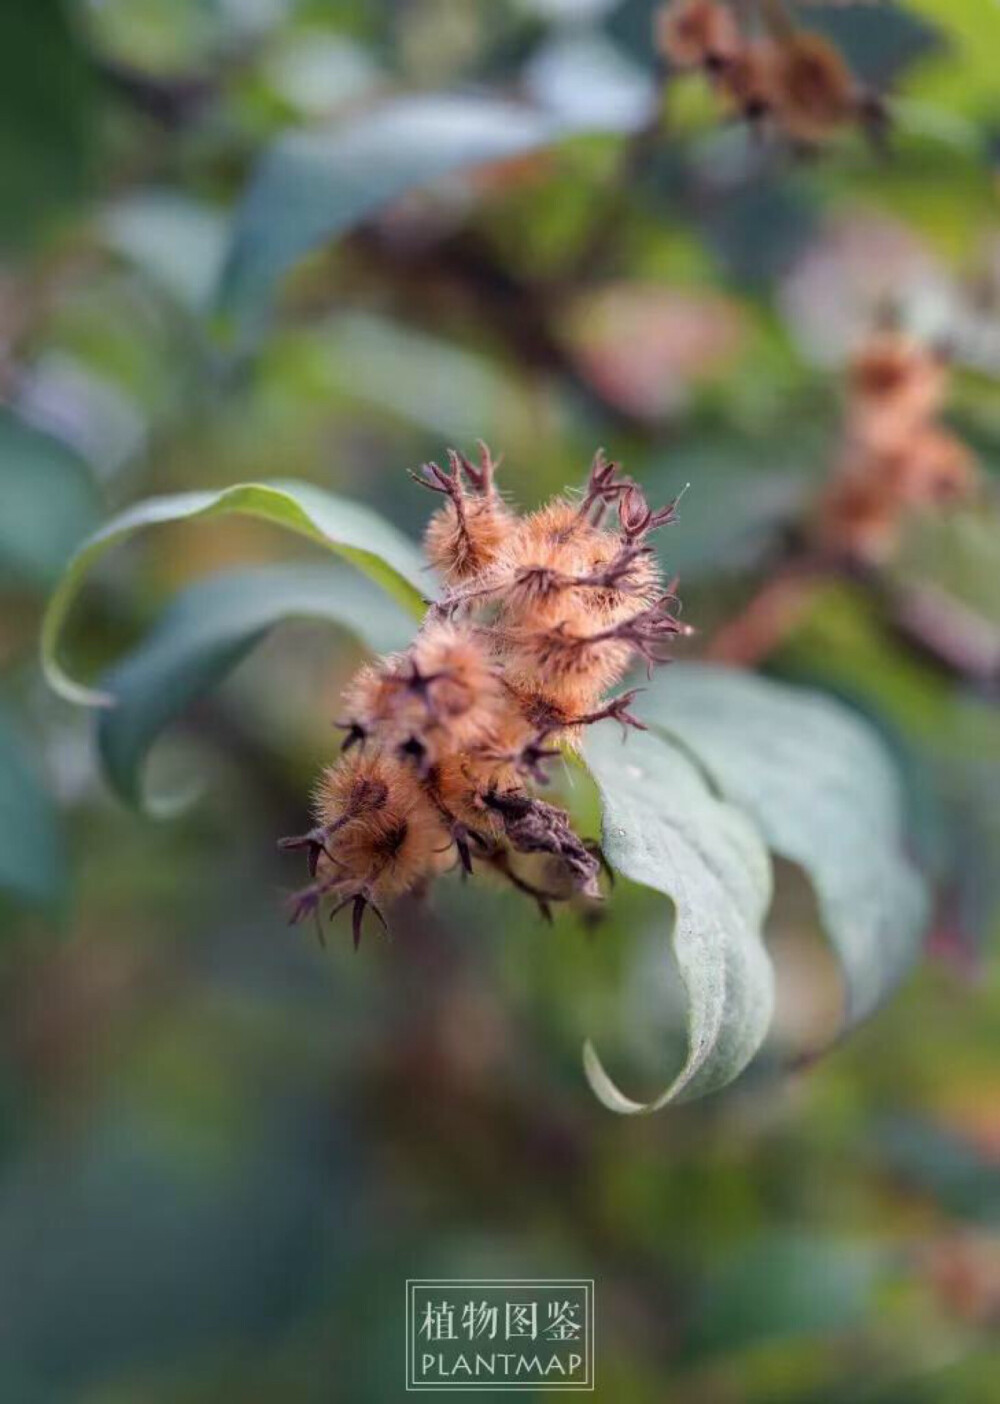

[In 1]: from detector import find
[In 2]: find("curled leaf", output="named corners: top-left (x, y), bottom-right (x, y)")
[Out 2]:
top-left (96, 563), bottom-right (414, 811)
top-left (41, 481), bottom-right (427, 708)
top-left (582, 722), bottom-right (775, 1113)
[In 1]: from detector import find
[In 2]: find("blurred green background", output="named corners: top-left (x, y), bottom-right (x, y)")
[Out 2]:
top-left (2, 1), bottom-right (1000, 1400)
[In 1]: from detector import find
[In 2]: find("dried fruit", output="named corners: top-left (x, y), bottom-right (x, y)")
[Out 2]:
top-left (656, 1), bottom-right (882, 146)
top-left (770, 31), bottom-right (857, 142)
top-left (281, 449), bottom-right (689, 942)
top-left (816, 334), bottom-right (978, 562)
top-left (656, 0), bottom-right (741, 70)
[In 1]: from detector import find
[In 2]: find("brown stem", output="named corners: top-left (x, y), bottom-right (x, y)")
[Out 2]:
top-left (705, 559), bottom-right (828, 666)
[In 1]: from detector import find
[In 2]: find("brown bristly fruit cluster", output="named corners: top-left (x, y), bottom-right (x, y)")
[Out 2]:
top-left (655, 0), bottom-right (887, 147)
top-left (280, 448), bottom-right (688, 947)
top-left (816, 331), bottom-right (978, 562)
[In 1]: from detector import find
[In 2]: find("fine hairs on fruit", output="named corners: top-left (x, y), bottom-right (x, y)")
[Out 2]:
top-left (280, 447), bottom-right (689, 947)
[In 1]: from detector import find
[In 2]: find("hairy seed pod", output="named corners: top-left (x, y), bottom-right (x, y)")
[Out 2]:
top-left (338, 657), bottom-right (428, 749)
top-left (426, 754), bottom-right (508, 844)
top-left (283, 445), bottom-right (684, 940)
top-left (424, 495), bottom-right (513, 583)
top-left (408, 619), bottom-right (506, 751)
top-left (715, 39), bottom-right (777, 123)
top-left (847, 333), bottom-right (949, 451)
top-left (815, 475), bottom-right (899, 563)
top-left (655, 0), bottom-right (740, 70)
top-left (816, 332), bottom-right (977, 564)
top-left (496, 492), bottom-right (651, 634)
top-left (506, 498), bottom-right (605, 572)
top-left (314, 750), bottom-right (391, 828)
top-left (315, 753), bottom-right (449, 900)
top-left (770, 32), bottom-right (857, 142)
top-left (503, 621), bottom-right (633, 707)
top-left (894, 427), bottom-right (978, 507)
top-left (420, 444), bottom-right (514, 583)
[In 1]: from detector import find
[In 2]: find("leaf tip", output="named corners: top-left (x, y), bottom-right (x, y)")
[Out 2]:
top-left (41, 661), bottom-right (117, 711)
top-left (582, 1038), bottom-right (647, 1116)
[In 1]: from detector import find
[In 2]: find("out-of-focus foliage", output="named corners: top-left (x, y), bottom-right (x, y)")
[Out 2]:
top-left (1, 0), bottom-right (999, 1399)
top-left (0, 703), bottom-right (67, 912)
top-left (0, 410), bottom-right (101, 589)
top-left (220, 92), bottom-right (649, 326)
top-left (0, 1), bottom-right (94, 250)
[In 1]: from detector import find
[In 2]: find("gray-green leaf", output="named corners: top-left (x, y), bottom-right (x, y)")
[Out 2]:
top-left (0, 706), bottom-right (67, 911)
top-left (41, 480), bottom-right (427, 708)
top-left (684, 1234), bottom-right (885, 1358)
top-left (219, 93), bottom-right (649, 325)
top-left (646, 663), bottom-right (929, 1030)
top-left (0, 408), bottom-right (101, 590)
top-left (99, 191), bottom-right (229, 313)
top-left (97, 563), bottom-right (415, 811)
top-left (582, 722), bottom-right (774, 1114)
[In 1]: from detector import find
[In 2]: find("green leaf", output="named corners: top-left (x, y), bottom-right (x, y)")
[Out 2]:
top-left (875, 1114), bottom-right (1000, 1224)
top-left (290, 312), bottom-right (534, 445)
top-left (0, 408), bottom-right (102, 590)
top-left (581, 722), bottom-right (774, 1113)
top-left (41, 481), bottom-right (428, 709)
top-left (0, 2), bottom-right (93, 249)
top-left (0, 705), bottom-right (67, 911)
top-left (684, 1234), bottom-right (885, 1358)
top-left (900, 0), bottom-right (1000, 117)
top-left (98, 191), bottom-right (229, 313)
top-left (97, 563), bottom-right (414, 811)
top-left (646, 664), bottom-right (928, 1030)
top-left (646, 440), bottom-right (814, 583)
top-left (219, 93), bottom-right (649, 325)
